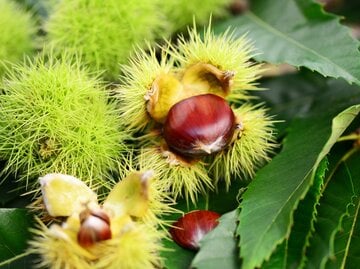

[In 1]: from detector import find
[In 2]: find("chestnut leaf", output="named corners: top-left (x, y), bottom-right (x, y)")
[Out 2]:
top-left (304, 150), bottom-right (360, 269)
top-left (214, 0), bottom-right (360, 86)
top-left (261, 158), bottom-right (327, 269)
top-left (0, 209), bottom-right (34, 268)
top-left (237, 101), bottom-right (360, 269)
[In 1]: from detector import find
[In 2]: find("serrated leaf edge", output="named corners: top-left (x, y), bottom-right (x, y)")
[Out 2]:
top-left (237, 171), bottom-right (313, 269)
top-left (262, 160), bottom-right (327, 269)
top-left (246, 13), bottom-right (356, 84)
top-left (298, 159), bottom-right (328, 268)
top-left (238, 105), bottom-right (360, 269)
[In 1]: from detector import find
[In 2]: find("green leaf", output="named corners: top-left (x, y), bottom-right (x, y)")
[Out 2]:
top-left (191, 210), bottom-right (241, 269)
top-left (262, 159), bottom-right (327, 269)
top-left (327, 198), bottom-right (360, 269)
top-left (0, 209), bottom-right (33, 268)
top-left (237, 101), bottom-right (360, 269)
top-left (214, 0), bottom-right (360, 85)
top-left (304, 151), bottom-right (360, 269)
top-left (287, 159), bottom-right (327, 268)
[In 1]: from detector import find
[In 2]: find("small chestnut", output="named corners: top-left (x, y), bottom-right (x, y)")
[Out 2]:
top-left (77, 209), bottom-right (112, 247)
top-left (163, 94), bottom-right (235, 157)
top-left (170, 210), bottom-right (220, 251)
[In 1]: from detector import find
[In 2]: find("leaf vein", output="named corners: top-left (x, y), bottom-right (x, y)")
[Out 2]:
top-left (251, 170), bottom-right (312, 264)
top-left (246, 12), bottom-right (358, 83)
top-left (340, 164), bottom-right (360, 269)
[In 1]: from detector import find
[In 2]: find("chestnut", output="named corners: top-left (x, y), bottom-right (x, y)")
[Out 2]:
top-left (169, 210), bottom-right (220, 251)
top-left (77, 209), bottom-right (112, 247)
top-left (163, 94), bottom-right (235, 157)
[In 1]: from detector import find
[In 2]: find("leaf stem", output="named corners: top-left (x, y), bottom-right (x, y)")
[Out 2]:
top-left (337, 134), bottom-right (360, 142)
top-left (323, 147), bottom-right (359, 191)
top-left (0, 252), bottom-right (31, 267)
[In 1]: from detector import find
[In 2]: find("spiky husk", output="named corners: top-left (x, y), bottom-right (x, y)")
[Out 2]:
top-left (118, 24), bottom-right (263, 132)
top-left (118, 47), bottom-right (174, 131)
top-left (0, 52), bottom-right (127, 189)
top-left (171, 25), bottom-right (263, 101)
top-left (141, 174), bottom-right (178, 229)
top-left (29, 219), bottom-right (164, 269)
top-left (138, 146), bottom-right (213, 203)
top-left (118, 23), bottom-right (274, 202)
top-left (209, 104), bottom-right (277, 187)
top-left (105, 163), bottom-right (179, 230)
top-left (161, 0), bottom-right (231, 32)
top-left (121, 171), bottom-right (177, 229)
top-left (45, 0), bottom-right (167, 80)
top-left (0, 0), bottom-right (36, 76)
top-left (94, 225), bottom-right (164, 269)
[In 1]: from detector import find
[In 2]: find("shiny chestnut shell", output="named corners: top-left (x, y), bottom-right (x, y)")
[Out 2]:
top-left (163, 94), bottom-right (235, 157)
top-left (77, 209), bottom-right (112, 247)
top-left (170, 210), bottom-right (220, 251)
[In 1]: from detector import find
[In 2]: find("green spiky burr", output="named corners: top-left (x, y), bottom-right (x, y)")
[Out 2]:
top-left (45, 0), bottom-right (167, 81)
top-left (161, 0), bottom-right (232, 32)
top-left (0, 52), bottom-right (127, 190)
top-left (0, 0), bottom-right (36, 77)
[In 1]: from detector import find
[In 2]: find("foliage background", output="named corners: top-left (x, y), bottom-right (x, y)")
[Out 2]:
top-left (1, 0), bottom-right (360, 268)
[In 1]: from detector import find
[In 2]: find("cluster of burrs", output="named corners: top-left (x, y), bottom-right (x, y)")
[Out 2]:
top-left (0, 1), bottom-right (276, 267)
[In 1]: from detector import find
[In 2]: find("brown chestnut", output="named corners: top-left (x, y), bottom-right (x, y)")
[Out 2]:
top-left (163, 94), bottom-right (235, 157)
top-left (77, 209), bottom-right (112, 247)
top-left (170, 210), bottom-right (220, 251)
